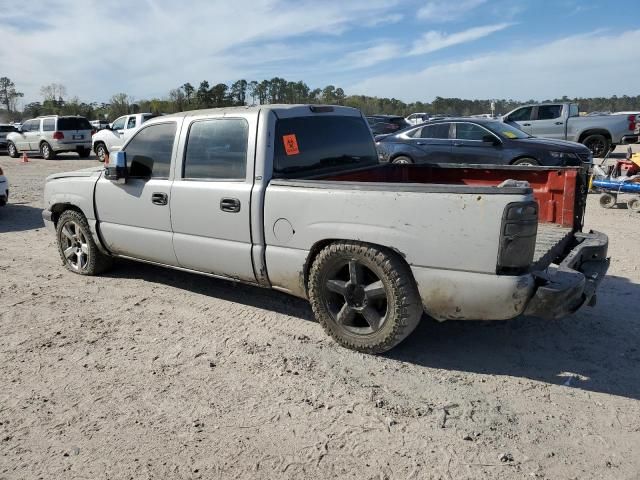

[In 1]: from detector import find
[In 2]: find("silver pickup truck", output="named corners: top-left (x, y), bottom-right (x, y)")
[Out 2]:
top-left (503, 103), bottom-right (639, 157)
top-left (42, 105), bottom-right (609, 353)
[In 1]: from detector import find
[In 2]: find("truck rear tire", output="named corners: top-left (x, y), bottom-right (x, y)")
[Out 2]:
top-left (308, 241), bottom-right (423, 354)
top-left (582, 134), bottom-right (610, 158)
top-left (56, 210), bottom-right (113, 275)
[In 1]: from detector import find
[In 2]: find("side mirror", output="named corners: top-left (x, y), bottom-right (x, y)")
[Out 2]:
top-left (17, 126), bottom-right (24, 133)
top-left (105, 151), bottom-right (127, 184)
top-left (483, 134), bottom-right (500, 145)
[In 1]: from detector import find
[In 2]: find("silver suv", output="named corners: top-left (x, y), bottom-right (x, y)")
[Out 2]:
top-left (6, 115), bottom-right (93, 159)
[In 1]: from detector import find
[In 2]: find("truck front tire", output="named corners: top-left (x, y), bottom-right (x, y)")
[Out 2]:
top-left (308, 241), bottom-right (423, 354)
top-left (56, 210), bottom-right (112, 275)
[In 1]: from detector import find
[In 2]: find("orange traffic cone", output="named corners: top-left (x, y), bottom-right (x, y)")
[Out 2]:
top-left (20, 152), bottom-right (29, 163)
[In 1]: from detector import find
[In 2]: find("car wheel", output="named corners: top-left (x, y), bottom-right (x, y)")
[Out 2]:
top-left (56, 210), bottom-right (113, 275)
top-left (94, 143), bottom-right (108, 162)
top-left (392, 156), bottom-right (413, 165)
top-left (512, 157), bottom-right (540, 166)
top-left (599, 193), bottom-right (616, 209)
top-left (78, 148), bottom-right (91, 159)
top-left (40, 142), bottom-right (56, 160)
top-left (308, 241), bottom-right (423, 354)
top-left (7, 142), bottom-right (19, 158)
top-left (582, 134), bottom-right (610, 158)
top-left (627, 196), bottom-right (640, 213)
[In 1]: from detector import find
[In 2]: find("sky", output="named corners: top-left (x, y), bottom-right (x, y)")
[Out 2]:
top-left (1, 0), bottom-right (639, 105)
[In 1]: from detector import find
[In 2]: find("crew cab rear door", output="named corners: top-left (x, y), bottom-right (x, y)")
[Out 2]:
top-left (169, 115), bottom-right (256, 282)
top-left (95, 120), bottom-right (180, 265)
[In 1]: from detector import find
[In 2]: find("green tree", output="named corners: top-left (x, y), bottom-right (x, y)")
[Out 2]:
top-left (182, 82), bottom-right (195, 105)
top-left (230, 79), bottom-right (248, 105)
top-left (0, 77), bottom-right (24, 115)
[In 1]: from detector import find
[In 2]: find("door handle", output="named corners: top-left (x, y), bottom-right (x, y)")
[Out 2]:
top-left (416, 141), bottom-right (426, 145)
top-left (151, 192), bottom-right (168, 206)
top-left (555, 122), bottom-right (563, 125)
top-left (220, 197), bottom-right (241, 213)
top-left (453, 142), bottom-right (463, 147)
top-left (523, 123), bottom-right (531, 126)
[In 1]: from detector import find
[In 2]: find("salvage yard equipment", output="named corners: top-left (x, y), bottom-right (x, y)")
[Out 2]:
top-left (591, 147), bottom-right (640, 212)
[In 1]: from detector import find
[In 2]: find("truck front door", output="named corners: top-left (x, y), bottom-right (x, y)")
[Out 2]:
top-left (95, 120), bottom-right (179, 265)
top-left (504, 106), bottom-right (533, 135)
top-left (170, 117), bottom-right (256, 282)
top-left (529, 104), bottom-right (566, 140)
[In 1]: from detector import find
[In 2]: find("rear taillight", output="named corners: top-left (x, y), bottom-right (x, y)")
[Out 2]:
top-left (53, 131), bottom-right (64, 140)
top-left (628, 115), bottom-right (636, 132)
top-left (497, 202), bottom-right (538, 274)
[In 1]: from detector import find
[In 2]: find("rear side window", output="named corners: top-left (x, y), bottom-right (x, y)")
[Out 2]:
top-left (416, 123), bottom-right (450, 139)
top-left (57, 117), bottom-right (92, 131)
top-left (569, 104), bottom-right (579, 117)
top-left (183, 119), bottom-right (248, 180)
top-left (42, 118), bottom-right (55, 132)
top-left (124, 122), bottom-right (177, 179)
top-left (536, 105), bottom-right (562, 120)
top-left (127, 117), bottom-right (137, 129)
top-left (274, 115), bottom-right (378, 178)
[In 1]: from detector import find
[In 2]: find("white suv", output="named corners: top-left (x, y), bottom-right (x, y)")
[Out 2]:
top-left (92, 113), bottom-right (157, 162)
top-left (6, 116), bottom-right (93, 159)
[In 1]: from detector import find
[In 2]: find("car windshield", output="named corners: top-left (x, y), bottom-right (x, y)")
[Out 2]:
top-left (274, 115), bottom-right (378, 178)
top-left (57, 117), bottom-right (92, 131)
top-left (486, 121), bottom-right (531, 139)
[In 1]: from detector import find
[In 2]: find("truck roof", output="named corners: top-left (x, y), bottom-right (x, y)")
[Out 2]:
top-left (164, 104), bottom-right (361, 120)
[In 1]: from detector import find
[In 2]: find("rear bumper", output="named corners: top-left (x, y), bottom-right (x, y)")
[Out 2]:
top-left (524, 230), bottom-right (609, 319)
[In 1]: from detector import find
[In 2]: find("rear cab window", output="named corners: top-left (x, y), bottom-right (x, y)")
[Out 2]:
top-left (535, 105), bottom-right (563, 120)
top-left (57, 117), bottom-right (92, 131)
top-left (273, 115), bottom-right (378, 178)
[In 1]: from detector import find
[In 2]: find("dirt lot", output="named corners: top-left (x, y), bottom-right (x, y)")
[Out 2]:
top-left (1, 148), bottom-right (639, 480)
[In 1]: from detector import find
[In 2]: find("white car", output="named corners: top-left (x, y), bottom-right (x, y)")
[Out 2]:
top-left (0, 166), bottom-right (8, 206)
top-left (91, 113), bottom-right (157, 162)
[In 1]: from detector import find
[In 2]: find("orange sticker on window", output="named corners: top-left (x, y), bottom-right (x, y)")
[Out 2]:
top-left (283, 134), bottom-right (300, 156)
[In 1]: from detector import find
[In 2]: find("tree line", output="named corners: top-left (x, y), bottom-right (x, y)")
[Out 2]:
top-left (1, 75), bottom-right (640, 123)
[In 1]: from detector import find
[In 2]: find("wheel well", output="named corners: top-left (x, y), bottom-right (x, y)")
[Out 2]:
top-left (578, 129), bottom-right (612, 143)
top-left (302, 239), bottom-right (412, 294)
top-left (389, 153), bottom-right (412, 163)
top-left (509, 155), bottom-right (538, 165)
top-left (50, 203), bottom-right (84, 227)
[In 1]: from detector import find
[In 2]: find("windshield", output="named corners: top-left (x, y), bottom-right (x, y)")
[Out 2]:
top-left (486, 121), bottom-right (531, 139)
top-left (274, 115), bottom-right (378, 178)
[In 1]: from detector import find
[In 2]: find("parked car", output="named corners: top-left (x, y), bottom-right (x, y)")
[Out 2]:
top-left (0, 166), bottom-right (8, 206)
top-left (42, 105), bottom-right (609, 353)
top-left (405, 113), bottom-right (431, 125)
top-left (366, 115), bottom-right (410, 135)
top-left (92, 113), bottom-right (158, 162)
top-left (375, 118), bottom-right (592, 166)
top-left (90, 119), bottom-right (110, 131)
top-left (502, 103), bottom-right (639, 157)
top-left (6, 115), bottom-right (93, 159)
top-left (0, 124), bottom-right (17, 151)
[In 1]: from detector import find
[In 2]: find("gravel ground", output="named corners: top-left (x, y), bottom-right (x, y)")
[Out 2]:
top-left (1, 148), bottom-right (639, 480)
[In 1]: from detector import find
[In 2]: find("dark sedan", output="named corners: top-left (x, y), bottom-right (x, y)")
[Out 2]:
top-left (375, 118), bottom-right (593, 166)
top-left (366, 115), bottom-right (411, 136)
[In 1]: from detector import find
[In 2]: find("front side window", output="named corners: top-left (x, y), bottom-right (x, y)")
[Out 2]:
top-left (43, 118), bottom-right (55, 132)
top-left (455, 123), bottom-right (489, 141)
top-left (536, 105), bottom-right (562, 120)
top-left (508, 107), bottom-right (533, 122)
top-left (418, 123), bottom-right (450, 139)
top-left (23, 120), bottom-right (38, 132)
top-left (124, 122), bottom-right (177, 179)
top-left (111, 117), bottom-right (126, 130)
top-left (126, 117), bottom-right (137, 129)
top-left (183, 118), bottom-right (248, 180)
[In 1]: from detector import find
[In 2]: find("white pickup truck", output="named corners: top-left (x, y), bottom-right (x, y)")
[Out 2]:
top-left (91, 113), bottom-right (157, 162)
top-left (42, 105), bottom-right (609, 353)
